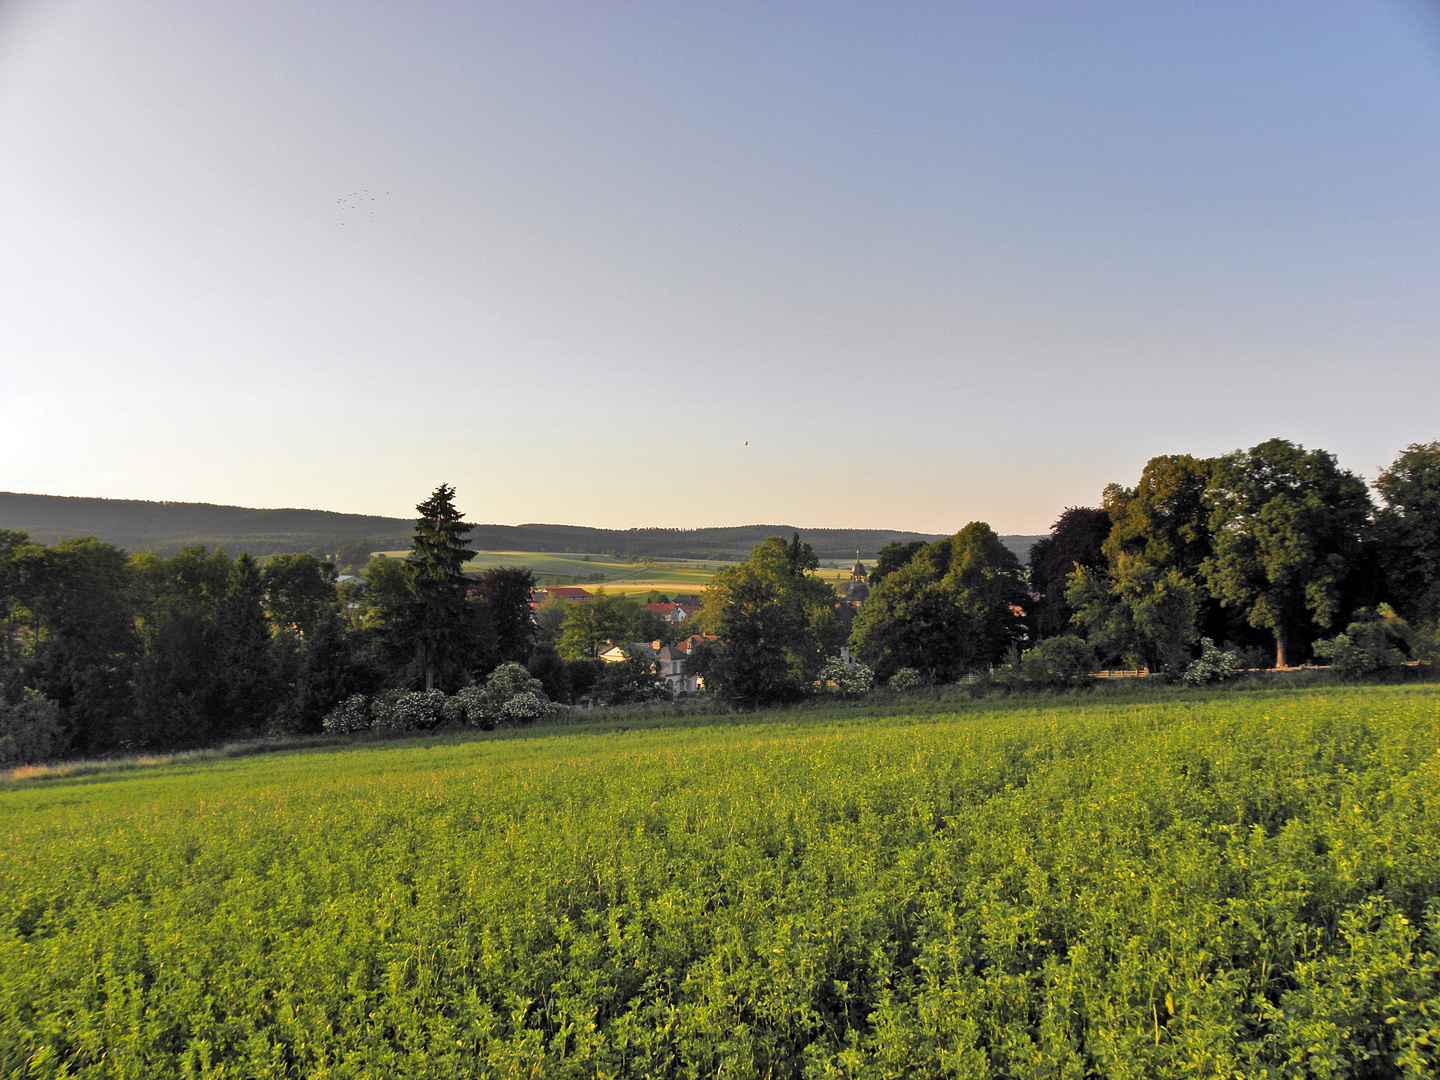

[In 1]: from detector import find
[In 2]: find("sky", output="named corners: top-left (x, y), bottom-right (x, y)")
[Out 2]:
top-left (1, 1), bottom-right (1437, 534)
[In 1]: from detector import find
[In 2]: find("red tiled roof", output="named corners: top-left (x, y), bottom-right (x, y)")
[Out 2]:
top-left (542, 586), bottom-right (594, 600)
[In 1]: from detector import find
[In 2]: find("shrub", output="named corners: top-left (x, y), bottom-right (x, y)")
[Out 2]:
top-left (817, 656), bottom-right (875, 698)
top-left (371, 689), bottom-right (445, 732)
top-left (321, 694), bottom-right (372, 735)
top-left (499, 691), bottom-right (554, 725)
top-left (0, 689), bottom-right (67, 765)
top-left (1182, 638), bottom-right (1242, 686)
top-left (442, 687), bottom-right (487, 726)
top-left (1314, 605), bottom-right (1415, 675)
top-left (888, 667), bottom-right (925, 692)
top-left (1006, 636), bottom-right (1097, 688)
top-left (444, 663), bottom-right (557, 727)
top-left (1032, 636), bottom-right (1097, 681)
top-left (486, 662), bottom-right (546, 703)
top-left (1415, 624), bottom-right (1440, 665)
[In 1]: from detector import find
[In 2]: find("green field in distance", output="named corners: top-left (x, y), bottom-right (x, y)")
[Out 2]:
top-left (377, 549), bottom-right (860, 594)
top-left (3, 684), bottom-right (1438, 1076)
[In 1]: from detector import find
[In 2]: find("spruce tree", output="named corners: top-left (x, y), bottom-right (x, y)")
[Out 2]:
top-left (408, 484), bottom-right (478, 690)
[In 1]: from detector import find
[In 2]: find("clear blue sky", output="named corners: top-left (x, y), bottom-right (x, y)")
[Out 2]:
top-left (2, 1), bottom-right (1437, 534)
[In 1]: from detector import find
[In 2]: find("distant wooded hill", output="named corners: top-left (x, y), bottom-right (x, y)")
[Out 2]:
top-left (0, 491), bottom-right (1041, 564)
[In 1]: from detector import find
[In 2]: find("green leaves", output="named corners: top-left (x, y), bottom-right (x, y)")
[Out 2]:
top-left (851, 522), bottom-right (1028, 682)
top-left (1203, 440), bottom-right (1373, 667)
top-left (3, 687), bottom-right (1440, 1075)
top-left (701, 536), bottom-right (842, 707)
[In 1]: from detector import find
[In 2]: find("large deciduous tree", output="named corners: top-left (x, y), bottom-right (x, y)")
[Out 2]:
top-left (469, 566), bottom-right (538, 665)
top-left (555, 590), bottom-right (670, 661)
top-left (1374, 441), bottom-right (1440, 625)
top-left (2, 534), bottom-right (138, 753)
top-left (850, 522), bottom-right (1029, 682)
top-left (868, 540), bottom-right (928, 588)
top-left (0, 530), bottom-right (29, 695)
top-left (261, 553), bottom-right (338, 635)
top-left (132, 546), bottom-right (278, 747)
top-left (1066, 554), bottom-right (1201, 673)
top-left (1202, 439), bottom-right (1373, 668)
top-left (1065, 454), bottom-right (1213, 671)
top-left (1026, 507), bottom-right (1112, 639)
top-left (700, 534), bottom-right (843, 707)
top-left (557, 589), bottom-right (632, 660)
top-left (1101, 454), bottom-right (1213, 575)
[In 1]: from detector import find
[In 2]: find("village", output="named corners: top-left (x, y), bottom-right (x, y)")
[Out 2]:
top-left (527, 554), bottom-right (875, 696)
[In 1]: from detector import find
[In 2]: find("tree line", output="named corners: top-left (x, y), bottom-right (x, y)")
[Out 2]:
top-left (1029, 438), bottom-right (1439, 672)
top-left (695, 439), bottom-right (1440, 704)
top-left (5, 439), bottom-right (1440, 759)
top-left (0, 485), bottom-right (548, 763)
top-left (0, 483), bottom-right (742, 764)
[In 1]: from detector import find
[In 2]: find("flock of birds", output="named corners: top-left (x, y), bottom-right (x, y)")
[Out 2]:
top-left (335, 189), bottom-right (390, 224)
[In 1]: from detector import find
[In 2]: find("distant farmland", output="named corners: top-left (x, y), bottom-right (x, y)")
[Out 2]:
top-left (376, 550), bottom-right (738, 593)
top-left (445, 551), bottom-right (863, 593)
top-left (368, 550), bottom-right (922, 594)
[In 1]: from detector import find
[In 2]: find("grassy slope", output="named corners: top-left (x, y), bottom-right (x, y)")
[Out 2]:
top-left (3, 686), bottom-right (1438, 1076)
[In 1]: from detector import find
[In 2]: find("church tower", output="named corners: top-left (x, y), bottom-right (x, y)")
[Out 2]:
top-left (843, 551), bottom-right (869, 605)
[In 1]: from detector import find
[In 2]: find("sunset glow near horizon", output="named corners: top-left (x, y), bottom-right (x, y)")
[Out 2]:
top-left (2, 1), bottom-right (1438, 535)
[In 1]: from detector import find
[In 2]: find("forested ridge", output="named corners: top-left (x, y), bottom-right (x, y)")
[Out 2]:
top-left (0, 491), bottom-right (953, 561)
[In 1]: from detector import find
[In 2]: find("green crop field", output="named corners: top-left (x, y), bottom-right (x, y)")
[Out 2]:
top-left (4, 686), bottom-right (1440, 1077)
top-left (373, 549), bottom-right (854, 594)
top-left (374, 550), bottom-right (735, 594)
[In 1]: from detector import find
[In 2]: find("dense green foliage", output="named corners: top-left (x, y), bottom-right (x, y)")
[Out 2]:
top-left (0, 490), bottom-right (543, 762)
top-left (1375, 442), bottom-right (1440, 626)
top-left (1203, 440), bottom-right (1375, 669)
top-left (7, 436), bottom-right (1440, 758)
top-left (850, 522), bottom-right (1029, 683)
top-left (5, 686), bottom-right (1438, 1076)
top-left (556, 590), bottom-right (667, 661)
top-left (1026, 507), bottom-right (1111, 639)
top-left (701, 534), bottom-right (847, 706)
top-left (1046, 439), bottom-right (1440, 676)
top-left (404, 484), bottom-right (482, 691)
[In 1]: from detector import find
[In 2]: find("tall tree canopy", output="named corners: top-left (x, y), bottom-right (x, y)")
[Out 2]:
top-left (700, 534), bottom-right (843, 707)
top-left (1066, 555), bottom-right (1201, 672)
top-left (1065, 455), bottom-right (1214, 671)
top-left (1026, 507), bottom-right (1112, 639)
top-left (1, 534), bottom-right (138, 753)
top-left (408, 484), bottom-right (480, 690)
top-left (558, 590), bottom-right (634, 660)
top-left (469, 566), bottom-right (538, 665)
top-left (1202, 439), bottom-right (1373, 668)
top-left (131, 546), bottom-right (277, 748)
top-left (1101, 454), bottom-right (1213, 575)
top-left (851, 522), bottom-right (1029, 682)
top-left (261, 553), bottom-right (338, 635)
top-left (1374, 441), bottom-right (1440, 625)
top-left (868, 540), bottom-right (928, 588)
